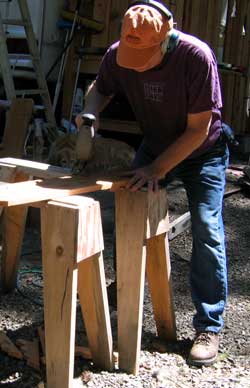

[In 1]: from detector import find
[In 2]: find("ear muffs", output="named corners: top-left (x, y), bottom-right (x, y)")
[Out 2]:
top-left (127, 0), bottom-right (173, 20)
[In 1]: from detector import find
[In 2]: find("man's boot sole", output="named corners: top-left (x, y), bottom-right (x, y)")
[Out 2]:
top-left (187, 354), bottom-right (217, 367)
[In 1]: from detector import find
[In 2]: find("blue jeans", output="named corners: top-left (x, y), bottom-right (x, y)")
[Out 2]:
top-left (133, 137), bottom-right (229, 333)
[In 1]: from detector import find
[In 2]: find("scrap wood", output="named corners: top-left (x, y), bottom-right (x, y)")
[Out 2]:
top-left (0, 331), bottom-right (23, 359)
top-left (75, 345), bottom-right (92, 359)
top-left (16, 338), bottom-right (40, 371)
top-left (38, 327), bottom-right (113, 362)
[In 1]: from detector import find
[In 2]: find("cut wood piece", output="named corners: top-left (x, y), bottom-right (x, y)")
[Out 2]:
top-left (75, 346), bottom-right (92, 359)
top-left (0, 173), bottom-right (129, 207)
top-left (0, 331), bottom-right (23, 359)
top-left (16, 338), bottom-right (40, 370)
top-left (44, 196), bottom-right (104, 263)
top-left (146, 234), bottom-right (176, 341)
top-left (0, 170), bottom-right (29, 292)
top-left (78, 253), bottom-right (113, 371)
top-left (0, 99), bottom-right (33, 158)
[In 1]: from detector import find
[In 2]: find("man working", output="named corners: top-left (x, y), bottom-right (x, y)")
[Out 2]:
top-left (76, 0), bottom-right (229, 367)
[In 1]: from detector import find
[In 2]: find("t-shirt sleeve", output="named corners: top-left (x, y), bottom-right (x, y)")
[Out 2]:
top-left (96, 46), bottom-right (121, 96)
top-left (186, 47), bottom-right (222, 114)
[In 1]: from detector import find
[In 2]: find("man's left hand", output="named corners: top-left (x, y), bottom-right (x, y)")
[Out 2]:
top-left (125, 164), bottom-right (164, 192)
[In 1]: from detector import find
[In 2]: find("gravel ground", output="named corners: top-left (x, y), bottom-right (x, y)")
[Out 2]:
top-left (0, 162), bottom-right (250, 388)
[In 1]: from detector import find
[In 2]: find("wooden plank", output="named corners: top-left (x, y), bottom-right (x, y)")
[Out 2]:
top-left (78, 254), bottom-right (113, 371)
top-left (146, 234), bottom-right (176, 341)
top-left (115, 190), bottom-right (147, 375)
top-left (0, 174), bottom-right (129, 207)
top-left (41, 200), bottom-right (78, 388)
top-left (0, 99), bottom-right (33, 158)
top-left (91, 0), bottom-right (112, 47)
top-left (0, 158), bottom-right (71, 179)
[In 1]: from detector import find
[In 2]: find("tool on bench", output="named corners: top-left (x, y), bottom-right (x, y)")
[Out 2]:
top-left (73, 113), bottom-right (96, 173)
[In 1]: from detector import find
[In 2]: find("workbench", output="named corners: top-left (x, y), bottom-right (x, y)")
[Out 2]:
top-left (0, 157), bottom-right (176, 385)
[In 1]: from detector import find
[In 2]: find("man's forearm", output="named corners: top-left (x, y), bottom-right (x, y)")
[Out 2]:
top-left (75, 80), bottom-right (113, 130)
top-left (83, 80), bottom-right (113, 116)
top-left (152, 127), bottom-right (208, 177)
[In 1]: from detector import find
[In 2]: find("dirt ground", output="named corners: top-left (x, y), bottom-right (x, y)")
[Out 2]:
top-left (0, 156), bottom-right (250, 388)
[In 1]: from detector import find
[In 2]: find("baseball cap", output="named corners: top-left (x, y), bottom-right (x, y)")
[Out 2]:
top-left (116, 4), bottom-right (173, 72)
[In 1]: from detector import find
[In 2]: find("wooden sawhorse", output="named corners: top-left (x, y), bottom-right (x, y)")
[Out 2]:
top-left (115, 189), bottom-right (177, 375)
top-left (0, 158), bottom-right (177, 379)
top-left (0, 159), bottom-right (114, 387)
top-left (41, 195), bottom-right (113, 387)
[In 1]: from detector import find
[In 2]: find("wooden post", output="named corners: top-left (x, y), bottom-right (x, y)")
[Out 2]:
top-left (41, 199), bottom-right (78, 388)
top-left (115, 189), bottom-right (176, 375)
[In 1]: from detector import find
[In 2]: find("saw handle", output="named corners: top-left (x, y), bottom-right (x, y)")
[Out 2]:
top-left (75, 114), bottom-right (96, 161)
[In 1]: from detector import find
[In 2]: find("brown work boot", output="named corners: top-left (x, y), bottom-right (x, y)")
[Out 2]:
top-left (188, 331), bottom-right (219, 366)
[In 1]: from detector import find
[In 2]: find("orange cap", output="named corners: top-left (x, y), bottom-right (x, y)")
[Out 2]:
top-left (117, 5), bottom-right (173, 72)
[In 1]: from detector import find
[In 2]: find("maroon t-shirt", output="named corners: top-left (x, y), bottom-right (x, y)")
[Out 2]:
top-left (96, 31), bottom-right (223, 158)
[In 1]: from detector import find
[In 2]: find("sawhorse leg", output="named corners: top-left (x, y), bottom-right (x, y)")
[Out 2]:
top-left (41, 196), bottom-right (113, 388)
top-left (115, 189), bottom-right (176, 375)
top-left (0, 166), bottom-right (30, 292)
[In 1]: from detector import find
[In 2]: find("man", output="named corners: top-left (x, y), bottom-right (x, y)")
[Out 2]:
top-left (76, 0), bottom-right (229, 367)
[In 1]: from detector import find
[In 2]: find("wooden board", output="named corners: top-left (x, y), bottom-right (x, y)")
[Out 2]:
top-left (0, 158), bottom-right (71, 179)
top-left (0, 99), bottom-right (33, 158)
top-left (0, 173), bottom-right (129, 207)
